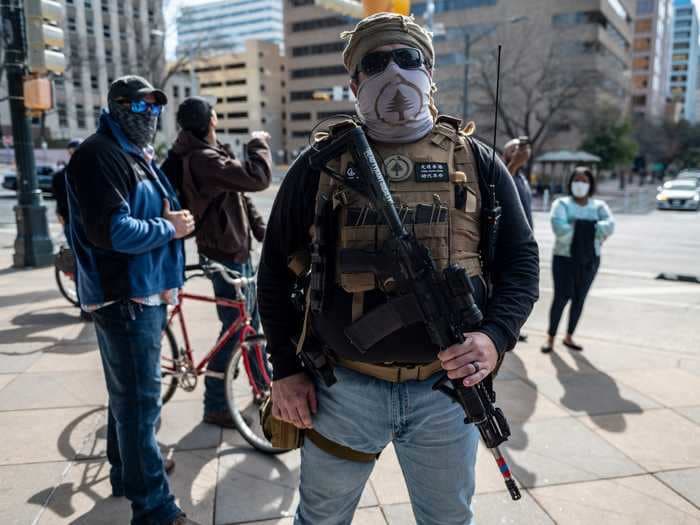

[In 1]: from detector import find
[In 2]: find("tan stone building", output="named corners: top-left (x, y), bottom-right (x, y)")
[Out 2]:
top-left (192, 40), bottom-right (285, 162)
top-left (282, 0), bottom-right (635, 155)
top-left (630, 0), bottom-right (674, 120)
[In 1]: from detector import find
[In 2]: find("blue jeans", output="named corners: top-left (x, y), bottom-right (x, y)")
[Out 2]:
top-left (203, 257), bottom-right (264, 415)
top-left (93, 301), bottom-right (181, 525)
top-left (295, 366), bottom-right (479, 525)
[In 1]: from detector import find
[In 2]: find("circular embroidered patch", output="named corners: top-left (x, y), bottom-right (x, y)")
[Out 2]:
top-left (384, 154), bottom-right (413, 182)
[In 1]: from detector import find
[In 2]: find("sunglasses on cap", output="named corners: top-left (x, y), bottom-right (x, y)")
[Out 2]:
top-left (357, 47), bottom-right (429, 77)
top-left (118, 99), bottom-right (164, 117)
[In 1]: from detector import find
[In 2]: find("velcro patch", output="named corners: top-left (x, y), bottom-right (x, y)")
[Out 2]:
top-left (415, 162), bottom-right (449, 182)
top-left (345, 163), bottom-right (360, 183)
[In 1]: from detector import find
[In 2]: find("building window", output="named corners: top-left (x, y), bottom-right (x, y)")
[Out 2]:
top-left (291, 65), bottom-right (348, 79)
top-left (76, 104), bottom-right (86, 128)
top-left (226, 128), bottom-right (250, 134)
top-left (677, 8), bottom-right (692, 17)
top-left (672, 64), bottom-right (688, 72)
top-left (633, 37), bottom-right (651, 51)
top-left (632, 95), bottom-right (646, 106)
top-left (672, 53), bottom-right (689, 61)
top-left (636, 0), bottom-right (653, 15)
top-left (93, 105), bottom-right (101, 125)
top-left (632, 57), bottom-right (650, 70)
top-left (185, 87), bottom-right (191, 97)
top-left (104, 24), bottom-right (111, 38)
top-left (290, 112), bottom-right (311, 121)
top-left (200, 81), bottom-right (223, 88)
top-left (226, 96), bottom-right (247, 103)
top-left (224, 63), bottom-right (245, 70)
top-left (57, 103), bottom-right (68, 127)
top-left (225, 79), bottom-right (247, 86)
top-left (634, 19), bottom-right (652, 33)
top-left (632, 75), bottom-right (648, 89)
top-left (292, 16), bottom-right (351, 33)
top-left (673, 42), bottom-right (690, 50)
top-left (73, 76), bottom-right (82, 88)
top-left (91, 75), bottom-right (98, 89)
top-left (670, 75), bottom-right (688, 82)
top-left (292, 41), bottom-right (346, 57)
top-left (173, 85), bottom-right (180, 98)
top-left (290, 0), bottom-right (314, 6)
top-left (675, 31), bottom-right (692, 39)
top-left (227, 112), bottom-right (249, 118)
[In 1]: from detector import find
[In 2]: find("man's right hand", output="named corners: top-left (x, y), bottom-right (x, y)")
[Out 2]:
top-left (163, 199), bottom-right (195, 239)
top-left (271, 372), bottom-right (317, 429)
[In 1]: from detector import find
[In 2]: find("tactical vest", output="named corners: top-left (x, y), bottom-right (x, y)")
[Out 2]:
top-left (317, 115), bottom-right (482, 300)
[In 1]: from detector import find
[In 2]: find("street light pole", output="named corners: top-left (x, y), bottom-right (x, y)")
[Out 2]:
top-left (2, 0), bottom-right (54, 267)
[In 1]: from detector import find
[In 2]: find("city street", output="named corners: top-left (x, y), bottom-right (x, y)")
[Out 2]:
top-left (0, 186), bottom-right (699, 524)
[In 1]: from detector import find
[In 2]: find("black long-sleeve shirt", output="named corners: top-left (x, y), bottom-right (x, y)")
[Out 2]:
top-left (258, 137), bottom-right (540, 380)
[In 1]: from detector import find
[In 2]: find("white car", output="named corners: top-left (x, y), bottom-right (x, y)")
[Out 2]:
top-left (656, 179), bottom-right (700, 211)
top-left (676, 169), bottom-right (700, 183)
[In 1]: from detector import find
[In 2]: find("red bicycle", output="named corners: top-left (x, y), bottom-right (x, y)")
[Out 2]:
top-left (160, 261), bottom-right (288, 454)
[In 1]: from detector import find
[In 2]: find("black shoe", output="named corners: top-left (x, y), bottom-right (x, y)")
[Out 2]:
top-left (541, 345), bottom-right (553, 354)
top-left (164, 457), bottom-right (175, 475)
top-left (170, 514), bottom-right (202, 525)
top-left (79, 310), bottom-right (93, 322)
top-left (563, 340), bottom-right (583, 351)
top-left (203, 410), bottom-right (236, 429)
top-left (518, 333), bottom-right (528, 343)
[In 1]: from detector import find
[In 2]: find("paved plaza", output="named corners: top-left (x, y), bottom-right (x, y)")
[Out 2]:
top-left (0, 187), bottom-right (699, 524)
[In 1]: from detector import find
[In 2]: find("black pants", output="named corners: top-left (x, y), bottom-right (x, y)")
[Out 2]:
top-left (548, 255), bottom-right (600, 337)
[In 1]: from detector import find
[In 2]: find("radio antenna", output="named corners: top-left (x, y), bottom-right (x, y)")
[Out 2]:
top-left (489, 44), bottom-right (502, 198)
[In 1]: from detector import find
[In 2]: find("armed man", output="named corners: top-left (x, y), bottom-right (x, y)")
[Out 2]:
top-left (258, 12), bottom-right (539, 524)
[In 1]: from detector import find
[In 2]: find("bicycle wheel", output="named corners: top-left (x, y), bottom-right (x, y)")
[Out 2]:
top-left (161, 324), bottom-right (180, 405)
top-left (225, 334), bottom-right (290, 454)
top-left (55, 265), bottom-right (80, 307)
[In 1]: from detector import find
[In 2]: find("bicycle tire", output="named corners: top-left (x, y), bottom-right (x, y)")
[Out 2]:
top-left (55, 265), bottom-right (80, 307)
top-left (224, 334), bottom-right (291, 455)
top-left (161, 324), bottom-right (180, 405)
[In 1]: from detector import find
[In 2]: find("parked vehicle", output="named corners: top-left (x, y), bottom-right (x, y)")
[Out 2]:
top-left (675, 169), bottom-right (700, 183)
top-left (2, 165), bottom-right (56, 193)
top-left (656, 179), bottom-right (700, 211)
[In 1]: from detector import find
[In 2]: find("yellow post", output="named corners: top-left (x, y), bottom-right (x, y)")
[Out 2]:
top-left (362, 0), bottom-right (411, 16)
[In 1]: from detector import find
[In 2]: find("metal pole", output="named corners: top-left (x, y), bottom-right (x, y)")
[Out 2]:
top-left (2, 1), bottom-right (54, 267)
top-left (425, 0), bottom-right (435, 33)
top-left (462, 32), bottom-right (471, 122)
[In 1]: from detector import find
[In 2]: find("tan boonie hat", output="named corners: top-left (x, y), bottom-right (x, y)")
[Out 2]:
top-left (341, 12), bottom-right (434, 75)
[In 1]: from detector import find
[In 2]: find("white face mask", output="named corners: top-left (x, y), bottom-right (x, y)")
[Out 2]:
top-left (355, 62), bottom-right (435, 143)
top-left (571, 181), bottom-right (591, 198)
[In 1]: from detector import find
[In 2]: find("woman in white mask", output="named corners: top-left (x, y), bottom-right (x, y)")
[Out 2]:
top-left (542, 167), bottom-right (615, 354)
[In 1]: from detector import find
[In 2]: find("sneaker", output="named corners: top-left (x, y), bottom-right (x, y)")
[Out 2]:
top-left (203, 410), bottom-right (236, 429)
top-left (170, 514), bottom-right (202, 525)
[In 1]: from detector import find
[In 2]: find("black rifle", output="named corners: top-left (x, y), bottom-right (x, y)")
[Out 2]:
top-left (308, 124), bottom-right (521, 501)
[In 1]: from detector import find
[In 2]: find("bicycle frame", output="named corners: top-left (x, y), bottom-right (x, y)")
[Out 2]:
top-left (163, 287), bottom-right (271, 397)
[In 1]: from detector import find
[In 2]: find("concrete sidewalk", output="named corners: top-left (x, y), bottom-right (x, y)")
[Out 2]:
top-left (1, 234), bottom-right (700, 524)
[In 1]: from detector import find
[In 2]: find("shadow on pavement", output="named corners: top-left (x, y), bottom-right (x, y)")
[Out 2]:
top-left (501, 350), bottom-right (537, 488)
top-left (28, 401), bottom-right (297, 524)
top-left (550, 350), bottom-right (642, 432)
top-left (0, 289), bottom-right (61, 308)
top-left (0, 307), bottom-right (92, 355)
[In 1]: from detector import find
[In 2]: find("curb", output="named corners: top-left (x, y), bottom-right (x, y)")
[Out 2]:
top-left (656, 273), bottom-right (700, 284)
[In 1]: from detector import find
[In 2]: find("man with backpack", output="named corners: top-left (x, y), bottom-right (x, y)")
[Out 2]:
top-left (161, 96), bottom-right (272, 428)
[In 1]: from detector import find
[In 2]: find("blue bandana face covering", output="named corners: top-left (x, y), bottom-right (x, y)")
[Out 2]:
top-left (108, 99), bottom-right (159, 148)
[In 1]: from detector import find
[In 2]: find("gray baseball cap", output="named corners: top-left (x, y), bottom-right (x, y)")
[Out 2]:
top-left (108, 75), bottom-right (168, 105)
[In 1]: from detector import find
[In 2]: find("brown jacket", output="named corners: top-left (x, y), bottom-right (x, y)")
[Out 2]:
top-left (172, 130), bottom-right (272, 263)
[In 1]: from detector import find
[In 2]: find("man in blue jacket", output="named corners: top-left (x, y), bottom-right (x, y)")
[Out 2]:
top-left (66, 76), bottom-right (199, 525)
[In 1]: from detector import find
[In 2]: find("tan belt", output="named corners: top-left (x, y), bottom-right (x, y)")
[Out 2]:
top-left (336, 357), bottom-right (443, 383)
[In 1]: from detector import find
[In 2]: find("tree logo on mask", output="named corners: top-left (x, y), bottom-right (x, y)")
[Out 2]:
top-left (384, 154), bottom-right (413, 182)
top-left (375, 73), bottom-right (424, 127)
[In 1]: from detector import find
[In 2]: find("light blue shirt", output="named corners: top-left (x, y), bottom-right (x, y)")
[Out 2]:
top-left (550, 196), bottom-right (615, 257)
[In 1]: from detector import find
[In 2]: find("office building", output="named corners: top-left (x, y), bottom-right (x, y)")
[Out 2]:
top-left (1, 0), bottom-right (167, 146)
top-left (176, 0), bottom-right (283, 58)
top-left (631, 0), bottom-right (674, 120)
top-left (283, 0), bottom-right (634, 155)
top-left (192, 40), bottom-right (285, 162)
top-left (668, 0), bottom-right (700, 122)
top-left (161, 69), bottom-right (199, 146)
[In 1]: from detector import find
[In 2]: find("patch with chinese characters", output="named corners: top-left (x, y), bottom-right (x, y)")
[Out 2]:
top-left (415, 162), bottom-right (449, 182)
top-left (383, 155), bottom-right (413, 182)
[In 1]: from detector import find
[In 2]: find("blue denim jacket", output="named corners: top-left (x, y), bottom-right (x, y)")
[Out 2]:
top-left (550, 196), bottom-right (615, 257)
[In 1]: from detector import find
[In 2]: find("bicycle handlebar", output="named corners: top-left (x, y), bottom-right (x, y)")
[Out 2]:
top-left (184, 262), bottom-right (255, 289)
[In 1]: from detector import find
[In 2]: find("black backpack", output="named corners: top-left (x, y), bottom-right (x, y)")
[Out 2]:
top-left (160, 149), bottom-right (188, 209)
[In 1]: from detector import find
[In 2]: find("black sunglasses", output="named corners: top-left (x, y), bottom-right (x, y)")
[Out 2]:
top-left (357, 48), bottom-right (428, 77)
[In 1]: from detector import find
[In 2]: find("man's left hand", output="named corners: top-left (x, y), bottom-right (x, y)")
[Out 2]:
top-left (438, 332), bottom-right (499, 387)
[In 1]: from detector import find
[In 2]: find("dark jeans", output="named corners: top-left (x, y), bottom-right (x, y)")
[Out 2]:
top-left (548, 255), bottom-right (600, 337)
top-left (93, 301), bottom-right (181, 525)
top-left (203, 257), bottom-right (264, 415)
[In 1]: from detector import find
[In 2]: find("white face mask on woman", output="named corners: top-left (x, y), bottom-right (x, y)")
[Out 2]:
top-left (355, 62), bottom-right (435, 144)
top-left (571, 181), bottom-right (591, 199)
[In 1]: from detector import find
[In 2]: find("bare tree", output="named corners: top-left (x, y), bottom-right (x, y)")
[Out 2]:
top-left (462, 27), bottom-right (600, 160)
